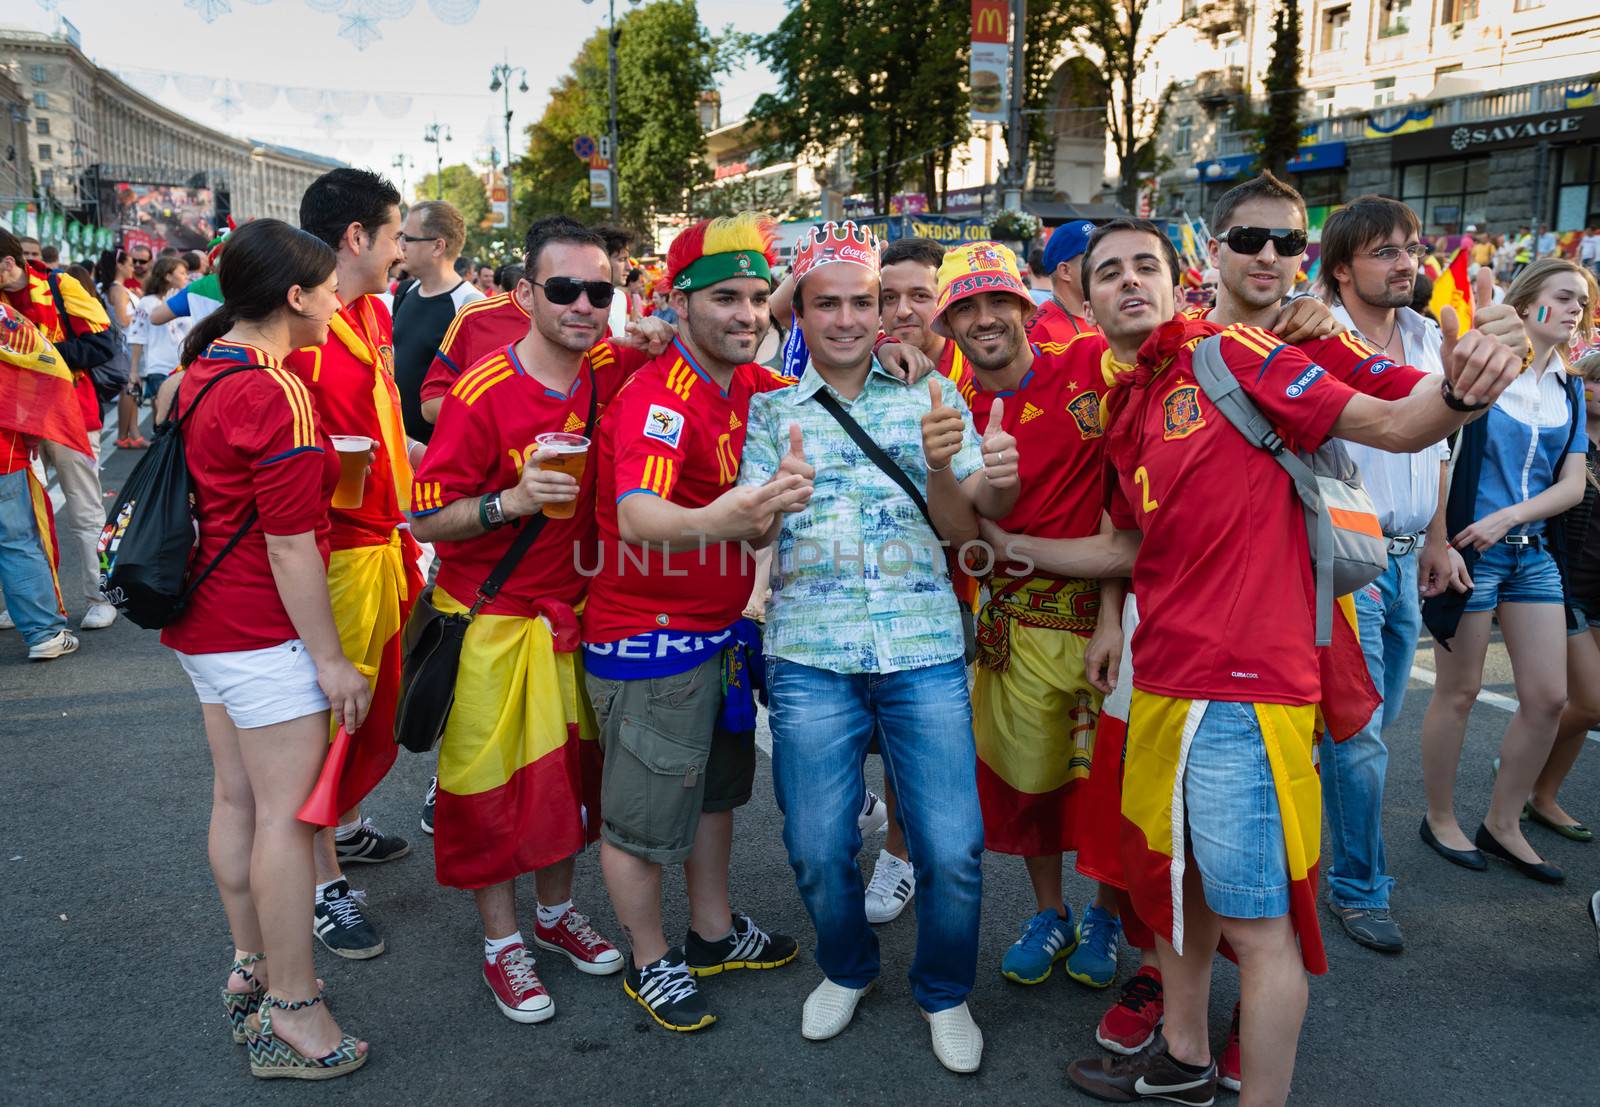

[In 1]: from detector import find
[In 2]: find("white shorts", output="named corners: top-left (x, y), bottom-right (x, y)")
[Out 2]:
top-left (175, 640), bottom-right (330, 730)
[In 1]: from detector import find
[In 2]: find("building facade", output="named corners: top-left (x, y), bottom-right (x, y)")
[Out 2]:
top-left (1, 27), bottom-right (341, 242)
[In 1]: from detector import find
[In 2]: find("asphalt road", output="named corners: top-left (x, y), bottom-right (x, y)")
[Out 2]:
top-left (3, 440), bottom-right (1597, 1106)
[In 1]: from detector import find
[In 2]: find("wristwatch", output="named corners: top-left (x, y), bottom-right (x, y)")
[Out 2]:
top-left (480, 491), bottom-right (508, 530)
top-left (1439, 377), bottom-right (1490, 413)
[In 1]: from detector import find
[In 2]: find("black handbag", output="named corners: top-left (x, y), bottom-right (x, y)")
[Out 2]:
top-left (394, 369), bottom-right (597, 753)
top-left (810, 389), bottom-right (978, 664)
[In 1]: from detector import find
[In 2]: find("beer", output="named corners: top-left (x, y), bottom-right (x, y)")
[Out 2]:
top-left (329, 435), bottom-right (373, 510)
top-left (533, 432), bottom-right (589, 519)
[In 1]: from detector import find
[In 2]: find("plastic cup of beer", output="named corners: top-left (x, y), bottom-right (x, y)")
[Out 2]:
top-left (533, 432), bottom-right (589, 519)
top-left (329, 435), bottom-right (373, 510)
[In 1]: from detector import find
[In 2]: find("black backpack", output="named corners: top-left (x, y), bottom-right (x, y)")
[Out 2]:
top-left (97, 364), bottom-right (258, 629)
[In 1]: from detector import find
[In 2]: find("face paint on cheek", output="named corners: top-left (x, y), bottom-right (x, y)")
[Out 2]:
top-left (1537, 305), bottom-right (1550, 324)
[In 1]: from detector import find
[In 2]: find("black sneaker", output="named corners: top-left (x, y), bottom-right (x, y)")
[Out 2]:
top-left (1325, 900), bottom-right (1404, 953)
top-left (684, 911), bottom-right (799, 977)
top-left (313, 879), bottom-right (385, 959)
top-left (624, 948), bottom-right (716, 1032)
top-left (420, 777), bottom-right (438, 836)
top-left (334, 818), bottom-right (411, 864)
top-left (1067, 1035), bottom-right (1218, 1105)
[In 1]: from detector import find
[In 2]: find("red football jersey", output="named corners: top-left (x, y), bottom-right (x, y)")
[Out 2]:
top-left (583, 339), bottom-right (793, 643)
top-left (283, 294), bottom-right (403, 549)
top-left (1105, 320), bottom-right (1425, 705)
top-left (161, 341), bottom-right (338, 655)
top-left (1027, 297), bottom-right (1094, 348)
top-left (419, 292), bottom-right (531, 406)
top-left (412, 341), bottom-right (642, 616)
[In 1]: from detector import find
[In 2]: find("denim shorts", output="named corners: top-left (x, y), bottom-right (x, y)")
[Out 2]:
top-left (1183, 700), bottom-right (1290, 919)
top-left (1569, 595), bottom-right (1600, 636)
top-left (1463, 542), bottom-right (1564, 612)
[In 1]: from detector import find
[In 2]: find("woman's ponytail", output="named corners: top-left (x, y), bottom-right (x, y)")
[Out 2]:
top-left (179, 303), bottom-right (238, 368)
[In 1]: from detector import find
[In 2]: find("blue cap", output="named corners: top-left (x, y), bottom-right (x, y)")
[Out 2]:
top-left (1042, 220), bottom-right (1097, 275)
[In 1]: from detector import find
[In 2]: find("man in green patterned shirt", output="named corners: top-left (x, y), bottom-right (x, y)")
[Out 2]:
top-left (738, 222), bottom-right (1019, 1074)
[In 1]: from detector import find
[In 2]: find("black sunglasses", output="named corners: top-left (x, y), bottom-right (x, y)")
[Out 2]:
top-left (1221, 226), bottom-right (1307, 257)
top-left (533, 277), bottom-right (615, 308)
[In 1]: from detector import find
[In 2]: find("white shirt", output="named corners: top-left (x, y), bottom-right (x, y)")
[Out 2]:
top-left (1331, 302), bottom-right (1450, 537)
top-left (126, 293), bottom-right (194, 378)
top-left (607, 288), bottom-right (629, 340)
top-left (1581, 234), bottom-right (1600, 264)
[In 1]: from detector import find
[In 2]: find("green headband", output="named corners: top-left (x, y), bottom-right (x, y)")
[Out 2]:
top-left (672, 249), bottom-right (772, 291)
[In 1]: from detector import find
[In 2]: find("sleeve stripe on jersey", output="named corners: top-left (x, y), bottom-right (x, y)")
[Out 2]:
top-left (1253, 343), bottom-right (1289, 382)
top-left (259, 444), bottom-right (323, 466)
top-left (642, 455), bottom-right (676, 497)
top-left (451, 356), bottom-right (513, 405)
top-left (435, 292), bottom-right (501, 351)
top-left (1224, 326), bottom-right (1277, 361)
top-left (434, 348), bottom-right (458, 372)
top-left (617, 488), bottom-right (659, 503)
top-left (763, 366), bottom-right (799, 385)
top-left (262, 365), bottom-right (317, 449)
top-left (665, 359), bottom-right (696, 401)
top-left (588, 344), bottom-right (615, 370)
top-left (410, 480), bottom-right (444, 512)
top-left (1336, 332), bottom-right (1378, 360)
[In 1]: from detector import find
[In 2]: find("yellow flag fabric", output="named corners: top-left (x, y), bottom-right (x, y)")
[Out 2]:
top-left (1428, 248), bottom-right (1473, 332)
top-left (327, 302), bottom-right (414, 512)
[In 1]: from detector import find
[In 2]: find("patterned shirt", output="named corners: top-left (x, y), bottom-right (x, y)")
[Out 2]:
top-left (739, 360), bottom-right (983, 674)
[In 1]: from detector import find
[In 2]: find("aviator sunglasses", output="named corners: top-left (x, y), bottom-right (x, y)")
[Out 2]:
top-left (1221, 226), bottom-right (1308, 257)
top-left (532, 276), bottom-right (615, 307)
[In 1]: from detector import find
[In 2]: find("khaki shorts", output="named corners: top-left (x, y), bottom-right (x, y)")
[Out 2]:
top-left (586, 652), bottom-right (756, 865)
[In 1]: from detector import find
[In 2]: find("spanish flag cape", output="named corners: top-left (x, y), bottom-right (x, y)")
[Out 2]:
top-left (317, 295), bottom-right (421, 816)
top-left (1100, 316), bottom-right (1378, 976)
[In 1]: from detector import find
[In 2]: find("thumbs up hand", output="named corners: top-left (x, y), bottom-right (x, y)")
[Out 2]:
top-left (921, 377), bottom-right (965, 473)
top-left (980, 396), bottom-right (1019, 491)
top-left (775, 421), bottom-right (815, 507)
top-left (1472, 264), bottom-right (1495, 309)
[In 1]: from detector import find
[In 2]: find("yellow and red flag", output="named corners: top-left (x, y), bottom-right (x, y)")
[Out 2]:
top-left (1428, 248), bottom-right (1472, 332)
top-left (0, 302), bottom-right (92, 457)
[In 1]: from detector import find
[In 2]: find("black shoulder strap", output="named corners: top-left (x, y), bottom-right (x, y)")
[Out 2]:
top-left (171, 363), bottom-right (257, 428)
top-left (810, 388), bottom-right (939, 537)
top-left (469, 363), bottom-right (601, 612)
top-left (172, 362), bottom-right (268, 603)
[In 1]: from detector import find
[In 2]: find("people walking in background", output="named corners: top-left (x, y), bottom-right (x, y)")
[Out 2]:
top-left (391, 199), bottom-right (484, 443)
top-left (160, 217), bottom-right (371, 1080)
top-left (1421, 258), bottom-right (1593, 886)
top-left (596, 224), bottom-right (633, 339)
top-left (125, 255), bottom-right (190, 448)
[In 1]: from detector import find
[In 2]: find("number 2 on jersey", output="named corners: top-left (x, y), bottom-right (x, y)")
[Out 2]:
top-left (1133, 465), bottom-right (1160, 514)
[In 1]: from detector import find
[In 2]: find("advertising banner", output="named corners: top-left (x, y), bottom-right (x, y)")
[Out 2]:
top-left (970, 0), bottom-right (1009, 124)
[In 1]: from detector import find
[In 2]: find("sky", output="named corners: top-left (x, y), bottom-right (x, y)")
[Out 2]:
top-left (10, 0), bottom-right (787, 197)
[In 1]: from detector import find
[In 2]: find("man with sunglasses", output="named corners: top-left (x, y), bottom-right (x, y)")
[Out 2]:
top-left (283, 168), bottom-right (417, 964)
top-left (126, 245), bottom-right (152, 293)
top-left (390, 200), bottom-right (483, 442)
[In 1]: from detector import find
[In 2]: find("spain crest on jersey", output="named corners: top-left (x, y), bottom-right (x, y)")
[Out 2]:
top-left (1161, 384), bottom-right (1205, 441)
top-left (1066, 391), bottom-right (1103, 439)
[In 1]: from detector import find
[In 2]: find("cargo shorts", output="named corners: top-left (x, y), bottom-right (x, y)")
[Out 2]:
top-left (586, 652), bottom-right (756, 865)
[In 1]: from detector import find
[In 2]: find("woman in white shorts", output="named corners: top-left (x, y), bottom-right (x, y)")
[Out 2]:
top-left (158, 218), bottom-right (373, 1080)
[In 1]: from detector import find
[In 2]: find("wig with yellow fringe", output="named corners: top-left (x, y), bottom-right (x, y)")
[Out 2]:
top-left (667, 212), bottom-right (777, 292)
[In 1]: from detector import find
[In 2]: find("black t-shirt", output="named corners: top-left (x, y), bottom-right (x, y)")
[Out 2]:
top-left (391, 278), bottom-right (483, 442)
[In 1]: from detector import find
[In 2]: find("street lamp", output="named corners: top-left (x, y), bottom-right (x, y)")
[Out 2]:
top-left (391, 153), bottom-right (413, 201)
top-left (489, 57), bottom-right (528, 230)
top-left (423, 121), bottom-right (451, 200)
top-left (582, 0), bottom-right (637, 213)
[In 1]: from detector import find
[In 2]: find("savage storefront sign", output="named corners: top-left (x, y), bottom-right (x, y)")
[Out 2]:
top-left (1400, 108), bottom-right (1599, 161)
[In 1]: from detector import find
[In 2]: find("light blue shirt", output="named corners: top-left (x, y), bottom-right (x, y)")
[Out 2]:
top-left (738, 360), bottom-right (983, 674)
top-left (1473, 352), bottom-right (1585, 534)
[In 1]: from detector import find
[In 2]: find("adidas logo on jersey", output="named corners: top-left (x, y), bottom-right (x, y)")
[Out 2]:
top-left (1020, 401), bottom-right (1045, 425)
top-left (729, 412), bottom-right (743, 430)
top-left (563, 412), bottom-right (585, 434)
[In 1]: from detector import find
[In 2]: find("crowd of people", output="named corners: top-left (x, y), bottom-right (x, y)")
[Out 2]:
top-left (2, 163), bottom-right (1598, 1104)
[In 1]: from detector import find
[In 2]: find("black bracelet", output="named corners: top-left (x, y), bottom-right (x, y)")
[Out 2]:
top-left (1440, 376), bottom-right (1490, 413)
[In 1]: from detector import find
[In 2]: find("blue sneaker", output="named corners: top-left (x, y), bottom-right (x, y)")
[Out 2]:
top-left (1065, 903), bottom-right (1122, 988)
top-left (1000, 907), bottom-right (1076, 984)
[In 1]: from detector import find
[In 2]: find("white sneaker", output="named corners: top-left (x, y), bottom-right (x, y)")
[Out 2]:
top-left (0, 609), bottom-right (12, 630)
top-left (925, 1001), bottom-right (983, 1073)
top-left (802, 977), bottom-right (874, 1041)
top-left (864, 849), bottom-right (915, 925)
top-left (79, 602), bottom-right (117, 630)
top-left (857, 790), bottom-right (889, 835)
top-left (28, 630), bottom-right (80, 661)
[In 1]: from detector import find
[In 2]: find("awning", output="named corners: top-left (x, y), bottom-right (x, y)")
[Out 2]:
top-left (1023, 200), bottom-right (1130, 222)
top-left (1192, 153), bottom-right (1257, 182)
top-left (1286, 142), bottom-right (1347, 172)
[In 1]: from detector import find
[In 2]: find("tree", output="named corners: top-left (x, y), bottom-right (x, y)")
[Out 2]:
top-left (1017, 0), bottom-right (1097, 185)
top-left (416, 163), bottom-right (513, 264)
top-left (751, 0), bottom-right (971, 216)
top-left (1255, 0), bottom-right (1303, 177)
top-left (511, 0), bottom-right (740, 238)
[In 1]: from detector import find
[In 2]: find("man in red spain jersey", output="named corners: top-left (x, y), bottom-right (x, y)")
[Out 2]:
top-left (582, 213), bottom-right (808, 1033)
top-left (923, 238), bottom-right (1138, 994)
top-left (418, 273), bottom-right (532, 424)
top-left (1027, 220), bottom-right (1097, 347)
top-left (1063, 218), bottom-right (1524, 1106)
top-left (410, 216), bottom-right (645, 1025)
top-left (283, 168), bottom-right (417, 962)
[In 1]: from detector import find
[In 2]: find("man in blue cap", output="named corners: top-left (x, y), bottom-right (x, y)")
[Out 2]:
top-left (1028, 220), bottom-right (1097, 346)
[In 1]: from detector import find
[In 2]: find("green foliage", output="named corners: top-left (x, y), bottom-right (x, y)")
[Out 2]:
top-left (512, 0), bottom-right (737, 240)
top-left (414, 163), bottom-right (514, 264)
top-left (1019, 1), bottom-right (1099, 175)
top-left (1255, 0), bottom-right (1304, 177)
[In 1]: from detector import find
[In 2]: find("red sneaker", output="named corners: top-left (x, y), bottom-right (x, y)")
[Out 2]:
top-left (1218, 1001), bottom-right (1241, 1091)
top-left (534, 908), bottom-right (624, 976)
top-left (483, 944), bottom-right (554, 1024)
top-left (1095, 965), bottom-right (1164, 1054)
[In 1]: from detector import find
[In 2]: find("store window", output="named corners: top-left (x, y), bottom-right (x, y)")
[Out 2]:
top-left (1398, 157), bottom-right (1489, 235)
top-left (1378, 0), bottom-right (1411, 38)
top-left (1320, 5), bottom-right (1350, 52)
top-left (1555, 143), bottom-right (1600, 231)
top-left (1297, 170), bottom-right (1346, 211)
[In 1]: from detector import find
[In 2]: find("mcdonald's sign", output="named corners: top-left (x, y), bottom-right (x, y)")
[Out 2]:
top-left (972, 0), bottom-right (1008, 44)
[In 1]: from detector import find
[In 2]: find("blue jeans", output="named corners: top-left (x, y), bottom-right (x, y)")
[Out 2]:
top-left (1319, 551), bottom-right (1418, 910)
top-left (767, 657), bottom-right (984, 1013)
top-left (0, 469), bottom-right (66, 647)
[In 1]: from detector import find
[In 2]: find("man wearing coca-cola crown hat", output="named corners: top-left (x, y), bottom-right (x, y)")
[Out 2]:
top-left (739, 219), bottom-right (1022, 1074)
